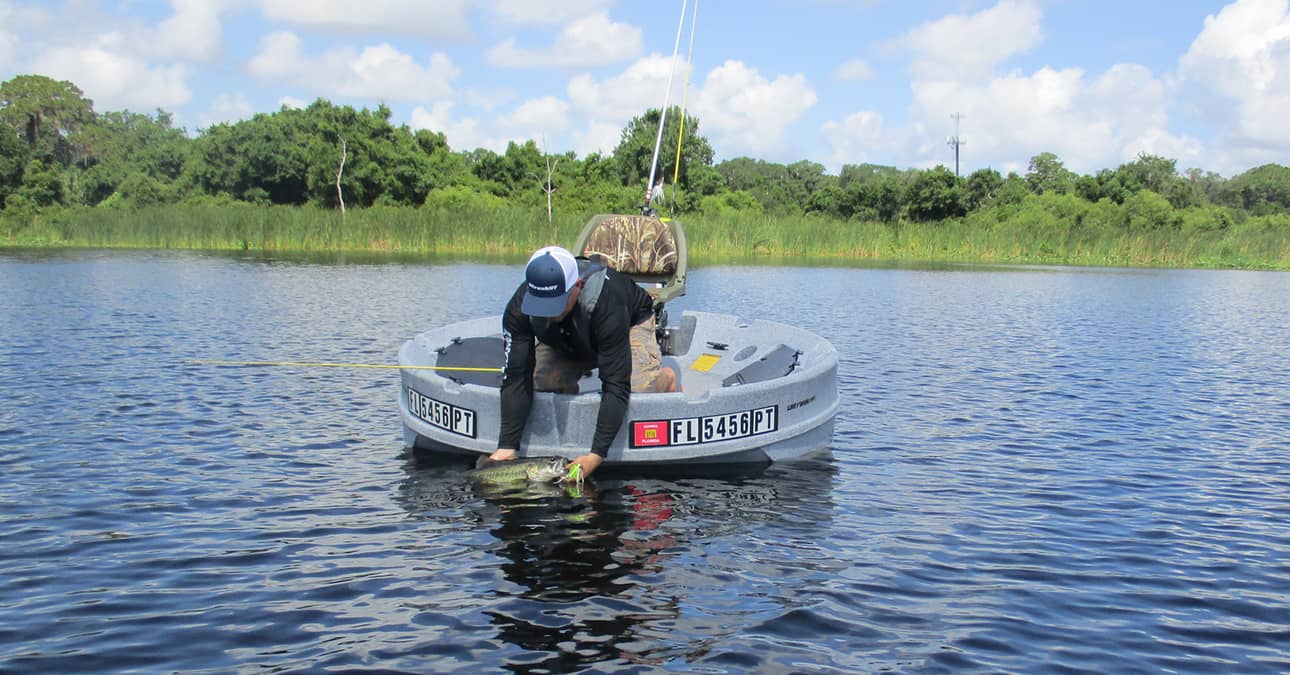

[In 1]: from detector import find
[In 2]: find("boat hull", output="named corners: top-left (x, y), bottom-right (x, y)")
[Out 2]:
top-left (399, 311), bottom-right (838, 465)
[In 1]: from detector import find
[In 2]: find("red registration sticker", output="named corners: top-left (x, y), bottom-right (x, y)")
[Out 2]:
top-left (633, 420), bottom-right (670, 447)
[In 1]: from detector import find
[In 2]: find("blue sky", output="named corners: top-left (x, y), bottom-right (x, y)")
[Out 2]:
top-left (1, 1), bottom-right (1286, 177)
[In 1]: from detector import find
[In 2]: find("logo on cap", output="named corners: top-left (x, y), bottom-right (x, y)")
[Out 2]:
top-left (521, 246), bottom-right (579, 317)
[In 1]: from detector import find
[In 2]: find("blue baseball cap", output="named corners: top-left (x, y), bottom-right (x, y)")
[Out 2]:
top-left (521, 246), bottom-right (580, 317)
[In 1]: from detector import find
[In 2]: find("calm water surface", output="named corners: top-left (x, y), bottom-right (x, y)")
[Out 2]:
top-left (1, 250), bottom-right (1288, 673)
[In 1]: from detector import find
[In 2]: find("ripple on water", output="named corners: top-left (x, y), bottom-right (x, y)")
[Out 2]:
top-left (2, 256), bottom-right (1289, 672)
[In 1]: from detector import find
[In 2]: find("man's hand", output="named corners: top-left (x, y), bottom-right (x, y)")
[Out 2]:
top-left (489, 448), bottom-right (516, 461)
top-left (566, 453), bottom-right (603, 478)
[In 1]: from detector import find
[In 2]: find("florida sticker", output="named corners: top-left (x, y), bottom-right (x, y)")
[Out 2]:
top-left (633, 420), bottom-right (670, 447)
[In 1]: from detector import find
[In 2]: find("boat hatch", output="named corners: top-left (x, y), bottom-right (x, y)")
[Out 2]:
top-left (722, 344), bottom-right (801, 387)
top-left (434, 337), bottom-right (503, 387)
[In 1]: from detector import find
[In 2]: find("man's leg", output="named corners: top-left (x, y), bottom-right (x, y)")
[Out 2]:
top-left (629, 317), bottom-right (677, 393)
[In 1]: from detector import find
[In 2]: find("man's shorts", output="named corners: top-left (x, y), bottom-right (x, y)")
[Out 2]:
top-left (534, 316), bottom-right (664, 394)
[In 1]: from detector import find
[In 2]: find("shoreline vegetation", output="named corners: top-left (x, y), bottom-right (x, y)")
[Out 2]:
top-left (2, 74), bottom-right (1288, 271)
top-left (2, 202), bottom-right (1287, 270)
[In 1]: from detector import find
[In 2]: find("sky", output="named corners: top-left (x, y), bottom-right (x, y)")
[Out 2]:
top-left (0, 0), bottom-right (1287, 177)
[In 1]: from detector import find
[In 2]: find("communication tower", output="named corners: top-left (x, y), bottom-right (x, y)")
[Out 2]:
top-left (947, 113), bottom-right (966, 176)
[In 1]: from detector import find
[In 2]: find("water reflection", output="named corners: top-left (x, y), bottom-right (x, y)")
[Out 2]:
top-left (394, 451), bottom-right (838, 671)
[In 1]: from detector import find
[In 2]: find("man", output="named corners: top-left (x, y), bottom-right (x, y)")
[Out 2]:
top-left (489, 245), bottom-right (676, 477)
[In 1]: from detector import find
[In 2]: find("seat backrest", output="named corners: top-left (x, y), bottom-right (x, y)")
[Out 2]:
top-left (581, 215), bottom-right (677, 275)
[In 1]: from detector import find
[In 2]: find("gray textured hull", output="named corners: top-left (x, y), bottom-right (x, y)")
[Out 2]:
top-left (399, 311), bottom-right (838, 465)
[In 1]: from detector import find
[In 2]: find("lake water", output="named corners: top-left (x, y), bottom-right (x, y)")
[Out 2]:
top-left (2, 249), bottom-right (1288, 673)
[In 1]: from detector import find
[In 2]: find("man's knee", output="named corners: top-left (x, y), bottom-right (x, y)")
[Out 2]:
top-left (658, 366), bottom-right (677, 393)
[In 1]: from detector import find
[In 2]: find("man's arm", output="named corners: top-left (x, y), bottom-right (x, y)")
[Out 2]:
top-left (588, 299), bottom-right (633, 457)
top-left (497, 286), bottom-right (535, 453)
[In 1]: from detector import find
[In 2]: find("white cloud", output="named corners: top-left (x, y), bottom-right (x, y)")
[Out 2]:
top-left (497, 96), bottom-right (572, 140)
top-left (1178, 0), bottom-right (1290, 172)
top-left (415, 95), bottom-right (573, 155)
top-left (572, 121), bottom-right (622, 158)
top-left (902, 0), bottom-right (1042, 81)
top-left (32, 43), bottom-right (192, 112)
top-left (489, 0), bottom-right (614, 26)
top-left (567, 54), bottom-right (680, 121)
top-left (834, 58), bottom-right (874, 81)
top-left (246, 30), bottom-right (299, 79)
top-left (279, 96), bottom-right (308, 109)
top-left (823, 110), bottom-right (899, 169)
top-left (154, 0), bottom-right (226, 62)
top-left (0, 2), bottom-right (25, 71)
top-left (826, 0), bottom-right (1202, 175)
top-left (247, 31), bottom-right (460, 102)
top-left (1, 1), bottom-right (207, 112)
top-left (410, 101), bottom-right (485, 152)
top-left (199, 92), bottom-right (255, 128)
top-left (488, 12), bottom-right (642, 68)
top-left (566, 53), bottom-right (684, 155)
top-left (902, 64), bottom-right (1199, 174)
top-left (692, 60), bottom-right (818, 159)
top-left (562, 54), bottom-right (818, 159)
top-left (255, 0), bottom-right (471, 39)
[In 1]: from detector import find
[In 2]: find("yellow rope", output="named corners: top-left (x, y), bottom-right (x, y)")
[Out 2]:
top-left (187, 359), bottom-right (501, 372)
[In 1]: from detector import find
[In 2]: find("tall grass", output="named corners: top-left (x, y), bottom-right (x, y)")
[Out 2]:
top-left (683, 211), bottom-right (1290, 269)
top-left (3, 202), bottom-right (1288, 270)
top-left (2, 204), bottom-right (584, 256)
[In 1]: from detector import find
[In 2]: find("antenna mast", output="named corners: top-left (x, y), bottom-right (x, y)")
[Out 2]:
top-left (947, 113), bottom-right (966, 176)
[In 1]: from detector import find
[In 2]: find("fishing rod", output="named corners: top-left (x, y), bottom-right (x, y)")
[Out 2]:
top-left (187, 359), bottom-right (501, 372)
top-left (643, 0), bottom-right (689, 214)
top-left (670, 0), bottom-right (699, 210)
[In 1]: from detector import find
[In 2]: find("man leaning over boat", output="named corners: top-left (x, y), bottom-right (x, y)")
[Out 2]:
top-left (489, 245), bottom-right (677, 477)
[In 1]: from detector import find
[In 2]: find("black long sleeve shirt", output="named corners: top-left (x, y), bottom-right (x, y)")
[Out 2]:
top-left (498, 269), bottom-right (654, 457)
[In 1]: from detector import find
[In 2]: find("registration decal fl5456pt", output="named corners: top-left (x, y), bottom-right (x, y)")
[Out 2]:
top-left (630, 405), bottom-right (778, 448)
top-left (407, 386), bottom-right (477, 438)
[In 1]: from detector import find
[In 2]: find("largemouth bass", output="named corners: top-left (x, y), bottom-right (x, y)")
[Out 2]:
top-left (468, 457), bottom-right (568, 485)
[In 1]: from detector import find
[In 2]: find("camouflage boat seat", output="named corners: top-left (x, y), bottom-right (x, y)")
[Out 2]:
top-left (574, 214), bottom-right (688, 307)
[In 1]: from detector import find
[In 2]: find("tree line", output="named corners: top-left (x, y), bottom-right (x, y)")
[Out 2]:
top-left (3, 73), bottom-right (1289, 233)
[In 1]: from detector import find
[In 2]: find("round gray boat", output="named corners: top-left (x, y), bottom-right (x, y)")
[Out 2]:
top-left (399, 309), bottom-right (838, 465)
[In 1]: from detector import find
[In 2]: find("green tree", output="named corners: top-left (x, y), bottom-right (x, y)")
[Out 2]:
top-left (301, 101), bottom-right (435, 207)
top-left (1123, 190), bottom-right (1182, 230)
top-left (76, 109), bottom-right (188, 206)
top-left (416, 129), bottom-right (467, 191)
top-left (1025, 152), bottom-right (1076, 195)
top-left (906, 166), bottom-right (966, 221)
top-left (1115, 153), bottom-right (1196, 208)
top-left (699, 189), bottom-right (763, 217)
top-left (838, 163), bottom-right (901, 190)
top-left (9, 159), bottom-right (64, 210)
top-left (0, 75), bottom-right (95, 166)
top-left (1184, 167), bottom-right (1227, 205)
top-left (995, 172), bottom-right (1030, 206)
top-left (0, 125), bottom-right (29, 209)
top-left (1221, 164), bottom-right (1290, 215)
top-left (965, 168), bottom-right (1003, 210)
top-left (501, 140), bottom-right (546, 201)
top-left (612, 106), bottom-right (714, 194)
top-left (842, 178), bottom-right (903, 222)
top-left (1074, 168), bottom-right (1134, 204)
top-left (714, 158), bottom-right (789, 213)
top-left (685, 164), bottom-right (725, 198)
top-left (184, 107), bottom-right (310, 204)
top-left (807, 184), bottom-right (845, 219)
top-left (423, 184), bottom-right (507, 211)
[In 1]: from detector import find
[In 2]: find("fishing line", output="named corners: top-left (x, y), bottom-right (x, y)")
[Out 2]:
top-left (645, 0), bottom-right (689, 208)
top-left (671, 0), bottom-right (699, 208)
